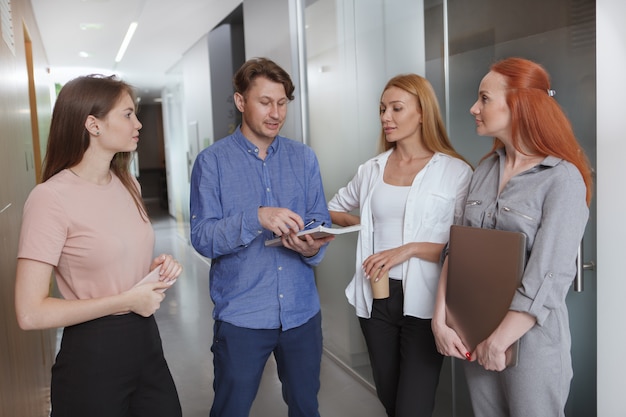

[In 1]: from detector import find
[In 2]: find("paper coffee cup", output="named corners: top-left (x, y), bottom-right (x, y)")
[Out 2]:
top-left (370, 269), bottom-right (389, 299)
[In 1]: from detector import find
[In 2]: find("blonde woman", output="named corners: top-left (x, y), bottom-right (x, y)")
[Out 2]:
top-left (329, 74), bottom-right (472, 417)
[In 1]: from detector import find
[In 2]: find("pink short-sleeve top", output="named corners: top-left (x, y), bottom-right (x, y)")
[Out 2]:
top-left (18, 169), bottom-right (154, 300)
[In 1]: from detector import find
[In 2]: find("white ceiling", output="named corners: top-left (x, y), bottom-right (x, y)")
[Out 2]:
top-left (30, 0), bottom-right (241, 103)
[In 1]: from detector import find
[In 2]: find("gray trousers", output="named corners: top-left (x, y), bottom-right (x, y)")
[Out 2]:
top-left (463, 308), bottom-right (573, 417)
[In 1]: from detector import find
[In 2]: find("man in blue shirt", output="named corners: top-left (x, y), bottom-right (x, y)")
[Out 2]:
top-left (190, 57), bottom-right (334, 417)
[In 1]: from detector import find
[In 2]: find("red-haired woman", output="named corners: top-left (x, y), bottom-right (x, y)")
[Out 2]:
top-left (432, 57), bottom-right (592, 417)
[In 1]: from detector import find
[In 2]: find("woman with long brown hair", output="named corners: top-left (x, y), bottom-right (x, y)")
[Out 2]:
top-left (329, 73), bottom-right (472, 416)
top-left (432, 57), bottom-right (592, 417)
top-left (15, 75), bottom-right (183, 417)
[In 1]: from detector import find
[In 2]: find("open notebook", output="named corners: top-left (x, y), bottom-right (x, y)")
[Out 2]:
top-left (445, 225), bottom-right (527, 367)
top-left (265, 224), bottom-right (362, 247)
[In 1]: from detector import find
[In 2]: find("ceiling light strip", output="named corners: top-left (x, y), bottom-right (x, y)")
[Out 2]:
top-left (115, 21), bottom-right (138, 63)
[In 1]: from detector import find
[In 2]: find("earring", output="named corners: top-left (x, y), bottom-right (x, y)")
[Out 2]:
top-left (96, 131), bottom-right (100, 135)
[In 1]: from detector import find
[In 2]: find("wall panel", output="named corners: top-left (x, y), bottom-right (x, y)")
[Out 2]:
top-left (0, 0), bottom-right (55, 416)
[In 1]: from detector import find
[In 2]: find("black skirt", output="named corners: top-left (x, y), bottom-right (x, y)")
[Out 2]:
top-left (51, 313), bottom-right (181, 417)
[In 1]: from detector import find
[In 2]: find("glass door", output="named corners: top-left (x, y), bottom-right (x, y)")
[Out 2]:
top-left (302, 1), bottom-right (596, 414)
top-left (425, 0), bottom-right (597, 415)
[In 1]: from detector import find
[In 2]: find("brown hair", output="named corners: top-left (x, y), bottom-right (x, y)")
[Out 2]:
top-left (487, 57), bottom-right (593, 205)
top-left (233, 57), bottom-right (295, 100)
top-left (41, 74), bottom-right (148, 220)
top-left (378, 74), bottom-right (470, 166)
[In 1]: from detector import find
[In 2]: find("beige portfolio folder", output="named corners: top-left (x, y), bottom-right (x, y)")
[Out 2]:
top-left (445, 225), bottom-right (527, 367)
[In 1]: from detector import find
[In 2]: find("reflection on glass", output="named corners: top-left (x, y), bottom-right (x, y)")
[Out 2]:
top-left (304, 0), bottom-right (427, 388)
top-left (305, 0), bottom-right (595, 416)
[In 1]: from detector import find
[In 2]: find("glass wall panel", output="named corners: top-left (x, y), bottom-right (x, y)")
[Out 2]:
top-left (304, 0), bottom-right (426, 385)
top-left (303, 0), bottom-right (595, 415)
top-left (424, 1), bottom-right (596, 415)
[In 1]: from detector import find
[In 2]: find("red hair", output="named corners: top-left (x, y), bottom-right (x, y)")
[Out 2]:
top-left (488, 58), bottom-right (593, 205)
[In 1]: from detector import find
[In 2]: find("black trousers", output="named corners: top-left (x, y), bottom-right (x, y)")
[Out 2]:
top-left (51, 313), bottom-right (181, 417)
top-left (359, 279), bottom-right (443, 417)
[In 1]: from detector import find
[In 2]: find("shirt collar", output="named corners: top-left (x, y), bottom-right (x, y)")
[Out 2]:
top-left (494, 147), bottom-right (562, 167)
top-left (233, 125), bottom-right (280, 156)
top-left (373, 148), bottom-right (443, 167)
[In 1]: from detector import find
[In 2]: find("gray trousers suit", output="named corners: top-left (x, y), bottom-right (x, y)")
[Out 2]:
top-left (461, 149), bottom-right (588, 417)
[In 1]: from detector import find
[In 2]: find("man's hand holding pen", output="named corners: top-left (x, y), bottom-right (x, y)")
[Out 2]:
top-left (258, 207), bottom-right (306, 237)
top-left (258, 207), bottom-right (333, 256)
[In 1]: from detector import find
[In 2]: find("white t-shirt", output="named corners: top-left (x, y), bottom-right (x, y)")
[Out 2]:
top-left (371, 181), bottom-right (410, 280)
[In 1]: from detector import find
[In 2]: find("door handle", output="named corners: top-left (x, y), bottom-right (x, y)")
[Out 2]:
top-left (575, 242), bottom-right (595, 292)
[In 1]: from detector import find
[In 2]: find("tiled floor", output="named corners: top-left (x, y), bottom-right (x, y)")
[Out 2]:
top-left (148, 204), bottom-right (386, 417)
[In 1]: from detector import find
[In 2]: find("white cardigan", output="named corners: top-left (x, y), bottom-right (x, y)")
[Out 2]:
top-left (328, 149), bottom-right (472, 319)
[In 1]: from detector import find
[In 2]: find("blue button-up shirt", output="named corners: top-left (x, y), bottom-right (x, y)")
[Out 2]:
top-left (190, 127), bottom-right (330, 330)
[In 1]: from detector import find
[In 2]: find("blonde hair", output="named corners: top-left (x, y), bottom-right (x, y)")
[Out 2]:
top-left (378, 74), bottom-right (470, 166)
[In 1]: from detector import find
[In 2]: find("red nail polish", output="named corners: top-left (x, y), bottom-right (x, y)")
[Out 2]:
top-left (465, 352), bottom-right (471, 360)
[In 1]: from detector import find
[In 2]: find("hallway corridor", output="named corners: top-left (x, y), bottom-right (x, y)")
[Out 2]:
top-left (147, 204), bottom-right (386, 416)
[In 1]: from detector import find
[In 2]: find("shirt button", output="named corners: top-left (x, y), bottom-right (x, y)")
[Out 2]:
top-left (257, 230), bottom-right (262, 234)
top-left (279, 294), bottom-right (284, 298)
top-left (278, 266), bottom-right (283, 271)
top-left (266, 188), bottom-right (271, 192)
top-left (254, 148), bottom-right (259, 153)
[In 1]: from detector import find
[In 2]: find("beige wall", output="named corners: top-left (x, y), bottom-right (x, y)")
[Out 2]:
top-left (0, 0), bottom-right (56, 415)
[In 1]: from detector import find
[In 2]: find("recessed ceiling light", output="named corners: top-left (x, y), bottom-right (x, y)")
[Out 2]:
top-left (80, 23), bottom-right (103, 30)
top-left (78, 51), bottom-right (90, 58)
